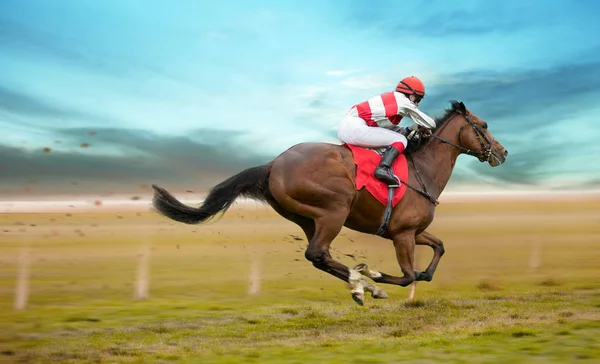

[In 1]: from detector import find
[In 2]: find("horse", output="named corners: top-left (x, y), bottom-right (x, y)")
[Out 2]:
top-left (151, 100), bottom-right (508, 305)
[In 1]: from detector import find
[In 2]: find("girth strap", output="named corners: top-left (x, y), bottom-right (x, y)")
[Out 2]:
top-left (375, 185), bottom-right (396, 236)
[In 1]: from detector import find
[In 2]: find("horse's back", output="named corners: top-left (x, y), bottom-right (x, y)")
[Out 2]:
top-left (274, 142), bottom-right (354, 168)
top-left (268, 142), bottom-right (356, 202)
top-left (282, 142), bottom-right (350, 156)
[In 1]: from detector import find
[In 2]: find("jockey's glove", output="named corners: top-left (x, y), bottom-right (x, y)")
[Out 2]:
top-left (394, 125), bottom-right (420, 142)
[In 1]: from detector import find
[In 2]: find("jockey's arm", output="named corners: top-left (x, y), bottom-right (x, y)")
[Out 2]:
top-left (391, 99), bottom-right (436, 143)
top-left (398, 103), bottom-right (436, 130)
top-left (395, 95), bottom-right (436, 129)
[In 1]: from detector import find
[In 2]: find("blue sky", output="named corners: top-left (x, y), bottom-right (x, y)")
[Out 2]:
top-left (1, 0), bottom-right (599, 192)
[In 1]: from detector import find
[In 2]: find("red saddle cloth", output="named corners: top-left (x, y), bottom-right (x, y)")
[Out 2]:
top-left (344, 144), bottom-right (409, 207)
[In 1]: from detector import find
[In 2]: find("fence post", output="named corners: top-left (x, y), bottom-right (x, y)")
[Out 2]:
top-left (407, 246), bottom-right (419, 301)
top-left (135, 238), bottom-right (151, 300)
top-left (14, 232), bottom-right (30, 311)
top-left (248, 252), bottom-right (261, 295)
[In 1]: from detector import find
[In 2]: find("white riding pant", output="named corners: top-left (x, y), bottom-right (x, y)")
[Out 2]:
top-left (337, 107), bottom-right (407, 149)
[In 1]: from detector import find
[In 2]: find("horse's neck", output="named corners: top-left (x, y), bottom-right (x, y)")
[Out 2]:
top-left (412, 127), bottom-right (462, 197)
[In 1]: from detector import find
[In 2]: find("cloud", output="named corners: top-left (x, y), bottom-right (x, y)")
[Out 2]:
top-left (0, 85), bottom-right (110, 124)
top-left (392, 9), bottom-right (529, 38)
top-left (325, 69), bottom-right (360, 77)
top-left (1, 0), bottom-right (598, 192)
top-left (0, 15), bottom-right (191, 88)
top-left (343, 1), bottom-right (567, 39)
top-left (390, 57), bottom-right (600, 186)
top-left (296, 85), bottom-right (328, 99)
top-left (339, 75), bottom-right (389, 91)
top-left (423, 59), bottom-right (600, 129)
top-left (0, 16), bottom-right (130, 78)
top-left (467, 131), bottom-right (563, 184)
top-left (0, 127), bottom-right (272, 193)
top-left (53, 127), bottom-right (268, 165)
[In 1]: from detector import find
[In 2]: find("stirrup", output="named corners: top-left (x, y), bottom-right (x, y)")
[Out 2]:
top-left (375, 168), bottom-right (400, 187)
top-left (386, 177), bottom-right (400, 188)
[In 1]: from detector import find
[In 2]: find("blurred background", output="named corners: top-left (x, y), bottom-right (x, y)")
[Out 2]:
top-left (1, 0), bottom-right (599, 200)
top-left (1, 2), bottom-right (599, 362)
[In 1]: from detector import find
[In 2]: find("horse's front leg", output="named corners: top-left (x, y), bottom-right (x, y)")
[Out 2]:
top-left (356, 231), bottom-right (445, 285)
top-left (413, 231), bottom-right (445, 282)
top-left (355, 230), bottom-right (445, 287)
top-left (355, 231), bottom-right (417, 287)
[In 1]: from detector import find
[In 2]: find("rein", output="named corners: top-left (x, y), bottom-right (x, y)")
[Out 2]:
top-left (400, 154), bottom-right (439, 206)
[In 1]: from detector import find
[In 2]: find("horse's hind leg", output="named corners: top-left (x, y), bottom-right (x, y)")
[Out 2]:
top-left (304, 212), bottom-right (350, 281)
top-left (267, 195), bottom-right (385, 304)
top-left (304, 211), bottom-right (387, 305)
top-left (266, 195), bottom-right (316, 241)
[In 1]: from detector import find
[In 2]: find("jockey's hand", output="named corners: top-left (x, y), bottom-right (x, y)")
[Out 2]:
top-left (411, 124), bottom-right (432, 138)
top-left (405, 125), bottom-right (420, 142)
top-left (420, 128), bottom-right (432, 138)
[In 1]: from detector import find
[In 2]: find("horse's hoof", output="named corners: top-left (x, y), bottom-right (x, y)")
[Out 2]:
top-left (353, 263), bottom-right (368, 272)
top-left (351, 291), bottom-right (365, 306)
top-left (414, 269), bottom-right (424, 281)
top-left (372, 290), bottom-right (388, 299)
top-left (414, 270), bottom-right (431, 282)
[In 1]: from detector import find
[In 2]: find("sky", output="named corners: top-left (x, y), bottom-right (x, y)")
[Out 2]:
top-left (1, 0), bottom-right (600, 194)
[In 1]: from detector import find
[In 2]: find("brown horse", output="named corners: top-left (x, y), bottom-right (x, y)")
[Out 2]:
top-left (152, 101), bottom-right (508, 305)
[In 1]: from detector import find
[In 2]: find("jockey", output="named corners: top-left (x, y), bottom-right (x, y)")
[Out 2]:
top-left (337, 76), bottom-right (437, 186)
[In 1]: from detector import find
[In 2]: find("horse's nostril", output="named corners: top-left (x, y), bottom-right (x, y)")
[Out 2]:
top-left (504, 150), bottom-right (508, 157)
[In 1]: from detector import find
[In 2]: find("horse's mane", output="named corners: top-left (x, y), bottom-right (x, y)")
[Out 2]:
top-left (409, 100), bottom-right (464, 153)
top-left (433, 100), bottom-right (463, 131)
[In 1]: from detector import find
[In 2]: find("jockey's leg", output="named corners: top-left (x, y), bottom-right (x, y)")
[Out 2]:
top-left (374, 142), bottom-right (405, 186)
top-left (337, 113), bottom-right (407, 149)
top-left (337, 111), bottom-right (408, 186)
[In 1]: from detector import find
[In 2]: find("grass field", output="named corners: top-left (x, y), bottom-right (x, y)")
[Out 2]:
top-left (1, 199), bottom-right (599, 363)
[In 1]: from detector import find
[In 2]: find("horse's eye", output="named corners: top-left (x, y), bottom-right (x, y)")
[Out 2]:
top-left (482, 122), bottom-right (488, 129)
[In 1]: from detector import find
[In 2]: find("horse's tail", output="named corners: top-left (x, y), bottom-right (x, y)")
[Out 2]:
top-left (151, 163), bottom-right (271, 224)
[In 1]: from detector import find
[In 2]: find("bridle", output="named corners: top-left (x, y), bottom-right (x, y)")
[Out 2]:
top-left (430, 113), bottom-right (495, 163)
top-left (398, 111), bottom-right (496, 206)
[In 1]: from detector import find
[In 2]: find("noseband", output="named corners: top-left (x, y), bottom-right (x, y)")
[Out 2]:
top-left (430, 113), bottom-right (494, 163)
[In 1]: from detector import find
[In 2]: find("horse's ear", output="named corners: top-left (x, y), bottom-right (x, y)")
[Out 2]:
top-left (458, 101), bottom-right (466, 114)
top-left (450, 100), bottom-right (464, 114)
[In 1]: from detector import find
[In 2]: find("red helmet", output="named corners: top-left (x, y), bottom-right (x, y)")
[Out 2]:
top-left (395, 76), bottom-right (425, 97)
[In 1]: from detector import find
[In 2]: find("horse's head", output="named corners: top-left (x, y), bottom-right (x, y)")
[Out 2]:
top-left (432, 101), bottom-right (508, 167)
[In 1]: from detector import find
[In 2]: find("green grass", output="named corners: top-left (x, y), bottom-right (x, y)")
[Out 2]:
top-left (1, 201), bottom-right (599, 363)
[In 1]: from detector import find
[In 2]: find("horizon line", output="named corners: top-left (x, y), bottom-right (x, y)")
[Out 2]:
top-left (2, 188), bottom-right (599, 214)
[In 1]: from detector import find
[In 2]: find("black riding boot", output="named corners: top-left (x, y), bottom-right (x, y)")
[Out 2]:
top-left (374, 146), bottom-right (401, 186)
